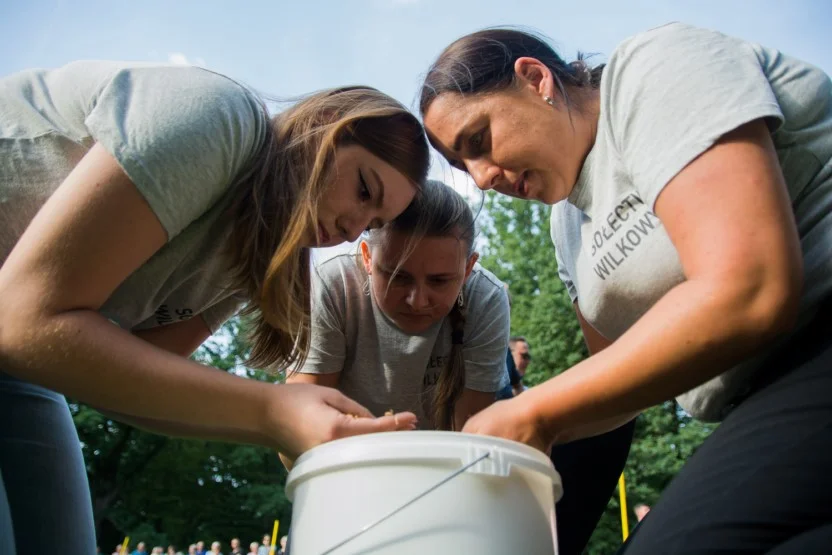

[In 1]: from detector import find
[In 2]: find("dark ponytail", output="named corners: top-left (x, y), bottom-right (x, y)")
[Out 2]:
top-left (433, 293), bottom-right (468, 430)
top-left (420, 28), bottom-right (603, 117)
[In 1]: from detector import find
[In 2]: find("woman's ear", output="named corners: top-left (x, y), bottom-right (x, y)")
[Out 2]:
top-left (464, 252), bottom-right (479, 280)
top-left (514, 56), bottom-right (555, 99)
top-left (360, 241), bottom-right (373, 274)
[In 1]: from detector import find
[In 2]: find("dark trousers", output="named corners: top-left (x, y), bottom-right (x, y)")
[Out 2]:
top-left (0, 373), bottom-right (96, 555)
top-left (551, 418), bottom-right (636, 555)
top-left (620, 313), bottom-right (832, 554)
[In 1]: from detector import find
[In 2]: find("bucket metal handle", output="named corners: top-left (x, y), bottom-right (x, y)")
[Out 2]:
top-left (317, 451), bottom-right (492, 555)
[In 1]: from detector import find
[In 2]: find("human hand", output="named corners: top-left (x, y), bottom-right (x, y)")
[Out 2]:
top-left (461, 395), bottom-right (553, 454)
top-left (267, 383), bottom-right (417, 460)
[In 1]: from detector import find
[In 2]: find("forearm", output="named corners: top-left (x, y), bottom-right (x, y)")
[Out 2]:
top-left (554, 411), bottom-right (639, 444)
top-left (531, 279), bottom-right (796, 440)
top-left (286, 370), bottom-right (341, 388)
top-left (97, 408), bottom-right (270, 444)
top-left (0, 309), bottom-right (275, 447)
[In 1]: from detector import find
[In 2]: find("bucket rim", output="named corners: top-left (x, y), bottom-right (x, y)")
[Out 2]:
top-left (285, 431), bottom-right (562, 500)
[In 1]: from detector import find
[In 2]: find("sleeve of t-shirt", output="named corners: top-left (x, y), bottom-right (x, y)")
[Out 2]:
top-left (85, 65), bottom-right (266, 241)
top-left (462, 272), bottom-right (511, 393)
top-left (605, 22), bottom-right (785, 210)
top-left (555, 247), bottom-right (578, 303)
top-left (297, 263), bottom-right (347, 375)
top-left (551, 202), bottom-right (579, 303)
top-left (201, 294), bottom-right (245, 334)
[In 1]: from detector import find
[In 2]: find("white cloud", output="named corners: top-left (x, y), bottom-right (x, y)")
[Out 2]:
top-left (167, 52), bottom-right (206, 67)
top-left (167, 52), bottom-right (189, 65)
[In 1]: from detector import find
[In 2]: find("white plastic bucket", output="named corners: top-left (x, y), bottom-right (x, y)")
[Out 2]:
top-left (285, 431), bottom-right (562, 555)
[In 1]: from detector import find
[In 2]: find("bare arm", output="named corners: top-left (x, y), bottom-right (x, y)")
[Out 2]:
top-left (529, 120), bottom-right (802, 441)
top-left (574, 302), bottom-right (612, 355)
top-left (554, 303), bottom-right (638, 443)
top-left (99, 316), bottom-right (228, 439)
top-left (286, 371), bottom-right (342, 389)
top-left (0, 144), bottom-right (415, 457)
top-left (0, 144), bottom-right (272, 441)
top-left (465, 121), bottom-right (802, 449)
top-left (132, 316), bottom-right (213, 358)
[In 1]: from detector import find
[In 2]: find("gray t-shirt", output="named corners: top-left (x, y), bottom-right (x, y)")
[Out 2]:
top-left (551, 23), bottom-right (832, 421)
top-left (299, 254), bottom-right (510, 426)
top-left (0, 61), bottom-right (269, 331)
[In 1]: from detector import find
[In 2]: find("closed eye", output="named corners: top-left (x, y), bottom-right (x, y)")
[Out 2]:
top-left (469, 130), bottom-right (484, 150)
top-left (392, 273), bottom-right (413, 284)
top-left (364, 218), bottom-right (383, 232)
top-left (447, 157), bottom-right (468, 173)
top-left (358, 170), bottom-right (371, 202)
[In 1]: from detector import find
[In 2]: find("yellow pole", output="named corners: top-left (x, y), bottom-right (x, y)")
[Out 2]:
top-left (120, 537), bottom-right (130, 555)
top-left (270, 520), bottom-right (279, 553)
top-left (618, 473), bottom-right (630, 541)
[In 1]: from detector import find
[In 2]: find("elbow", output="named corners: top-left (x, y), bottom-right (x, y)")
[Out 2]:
top-left (724, 267), bottom-right (803, 343)
top-left (0, 308), bottom-right (42, 370)
top-left (753, 283), bottom-right (801, 340)
top-left (0, 293), bottom-right (66, 369)
top-left (0, 297), bottom-right (24, 362)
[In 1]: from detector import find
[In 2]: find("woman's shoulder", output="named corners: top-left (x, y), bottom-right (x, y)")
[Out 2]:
top-left (313, 252), bottom-right (365, 288)
top-left (34, 60), bottom-right (261, 105)
top-left (465, 264), bottom-right (508, 305)
top-left (77, 61), bottom-right (267, 139)
top-left (607, 22), bottom-right (751, 79)
top-left (613, 22), bottom-right (730, 54)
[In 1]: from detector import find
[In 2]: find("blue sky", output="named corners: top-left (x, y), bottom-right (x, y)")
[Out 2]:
top-left (3, 0), bottom-right (830, 255)
top-left (4, 1), bottom-right (828, 101)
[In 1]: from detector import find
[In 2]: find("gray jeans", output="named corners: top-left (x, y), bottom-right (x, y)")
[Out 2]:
top-left (0, 372), bottom-right (96, 554)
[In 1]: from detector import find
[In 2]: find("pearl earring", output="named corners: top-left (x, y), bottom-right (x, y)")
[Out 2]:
top-left (543, 96), bottom-right (555, 106)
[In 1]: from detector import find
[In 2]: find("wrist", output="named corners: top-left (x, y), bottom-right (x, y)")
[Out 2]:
top-left (257, 381), bottom-right (290, 449)
top-left (519, 385), bottom-right (564, 447)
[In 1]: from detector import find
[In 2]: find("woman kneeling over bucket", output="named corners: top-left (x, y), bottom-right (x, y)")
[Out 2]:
top-left (280, 181), bottom-right (563, 554)
top-left (286, 179), bottom-right (510, 437)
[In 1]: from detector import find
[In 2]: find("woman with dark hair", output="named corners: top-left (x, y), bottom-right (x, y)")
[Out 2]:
top-left (420, 23), bottom-right (832, 554)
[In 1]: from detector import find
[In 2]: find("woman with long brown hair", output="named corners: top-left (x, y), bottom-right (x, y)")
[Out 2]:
top-left (0, 61), bottom-right (428, 553)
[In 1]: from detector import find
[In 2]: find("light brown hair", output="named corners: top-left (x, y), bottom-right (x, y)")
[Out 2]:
top-left (228, 87), bottom-right (430, 370)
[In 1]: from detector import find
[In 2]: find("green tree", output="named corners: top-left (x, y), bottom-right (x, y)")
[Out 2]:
top-left (478, 193), bottom-right (714, 554)
top-left (477, 194), bottom-right (587, 382)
